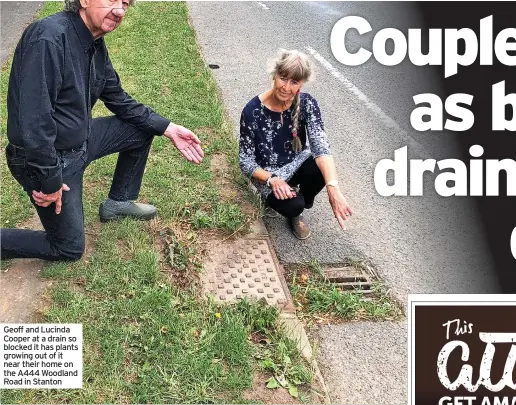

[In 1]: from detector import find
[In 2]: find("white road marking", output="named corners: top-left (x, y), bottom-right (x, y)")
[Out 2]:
top-left (257, 2), bottom-right (269, 10)
top-left (305, 46), bottom-right (428, 159)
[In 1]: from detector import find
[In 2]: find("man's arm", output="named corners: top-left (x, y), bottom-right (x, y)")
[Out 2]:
top-left (163, 123), bottom-right (203, 164)
top-left (19, 39), bottom-right (63, 194)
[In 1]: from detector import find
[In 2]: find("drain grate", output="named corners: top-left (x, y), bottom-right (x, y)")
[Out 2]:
top-left (322, 266), bottom-right (374, 294)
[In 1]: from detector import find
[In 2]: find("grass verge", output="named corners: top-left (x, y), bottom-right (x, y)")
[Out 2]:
top-left (285, 259), bottom-right (402, 325)
top-left (0, 2), bottom-right (311, 403)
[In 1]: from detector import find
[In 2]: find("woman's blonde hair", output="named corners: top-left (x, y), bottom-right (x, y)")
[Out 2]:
top-left (269, 49), bottom-right (313, 152)
top-left (269, 49), bottom-right (313, 82)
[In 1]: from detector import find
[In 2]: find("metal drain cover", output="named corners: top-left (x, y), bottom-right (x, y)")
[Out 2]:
top-left (323, 266), bottom-right (374, 294)
top-left (201, 238), bottom-right (293, 311)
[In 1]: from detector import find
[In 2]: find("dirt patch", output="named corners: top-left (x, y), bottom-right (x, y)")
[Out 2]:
top-left (152, 220), bottom-right (204, 290)
top-left (210, 153), bottom-right (238, 201)
top-left (147, 153), bottom-right (262, 292)
top-left (194, 126), bottom-right (215, 138)
top-left (242, 372), bottom-right (301, 404)
top-left (0, 261), bottom-right (53, 323)
top-left (84, 223), bottom-right (101, 260)
top-left (160, 82), bottom-right (171, 97)
top-left (1, 216), bottom-right (102, 321)
top-left (0, 214), bottom-right (51, 323)
top-left (148, 154), bottom-right (262, 293)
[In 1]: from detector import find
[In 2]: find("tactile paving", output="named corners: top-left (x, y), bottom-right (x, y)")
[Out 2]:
top-left (201, 238), bottom-right (292, 309)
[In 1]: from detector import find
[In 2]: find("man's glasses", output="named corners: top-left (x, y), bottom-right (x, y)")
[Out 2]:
top-left (92, 0), bottom-right (130, 12)
top-left (87, 6), bottom-right (129, 16)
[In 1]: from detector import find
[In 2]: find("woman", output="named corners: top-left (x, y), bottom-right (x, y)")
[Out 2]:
top-left (239, 49), bottom-right (353, 240)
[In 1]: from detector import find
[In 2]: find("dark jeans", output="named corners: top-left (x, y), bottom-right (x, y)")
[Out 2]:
top-left (1, 116), bottom-right (155, 261)
top-left (266, 157), bottom-right (326, 218)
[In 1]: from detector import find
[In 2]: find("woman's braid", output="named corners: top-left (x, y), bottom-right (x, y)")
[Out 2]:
top-left (291, 92), bottom-right (302, 152)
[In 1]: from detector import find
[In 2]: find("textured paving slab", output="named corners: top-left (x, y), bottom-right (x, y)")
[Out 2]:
top-left (201, 236), bottom-right (294, 312)
top-left (314, 320), bottom-right (407, 404)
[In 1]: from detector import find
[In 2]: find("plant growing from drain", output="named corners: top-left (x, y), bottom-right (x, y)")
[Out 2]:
top-left (288, 259), bottom-right (401, 322)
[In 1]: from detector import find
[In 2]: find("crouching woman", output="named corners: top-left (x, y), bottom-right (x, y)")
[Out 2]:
top-left (239, 49), bottom-right (353, 239)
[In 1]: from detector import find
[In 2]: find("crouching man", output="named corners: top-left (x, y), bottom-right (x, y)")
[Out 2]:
top-left (1, 0), bottom-right (203, 261)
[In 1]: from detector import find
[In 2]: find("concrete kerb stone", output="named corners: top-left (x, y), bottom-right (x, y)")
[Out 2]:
top-left (279, 312), bottom-right (332, 404)
top-left (249, 205), bottom-right (332, 403)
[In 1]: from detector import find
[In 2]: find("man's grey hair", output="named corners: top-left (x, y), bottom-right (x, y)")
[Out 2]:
top-left (64, 0), bottom-right (136, 13)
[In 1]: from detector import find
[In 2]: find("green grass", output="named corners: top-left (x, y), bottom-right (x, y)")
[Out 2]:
top-left (1, 1), bottom-right (252, 232)
top-left (82, 2), bottom-right (251, 231)
top-left (0, 2), bottom-right (310, 403)
top-left (287, 259), bottom-right (402, 323)
top-left (1, 220), bottom-right (269, 404)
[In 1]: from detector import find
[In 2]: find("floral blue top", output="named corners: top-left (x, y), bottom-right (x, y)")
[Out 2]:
top-left (239, 92), bottom-right (332, 198)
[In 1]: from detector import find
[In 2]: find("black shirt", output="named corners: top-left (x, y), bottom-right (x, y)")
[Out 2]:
top-left (7, 11), bottom-right (170, 194)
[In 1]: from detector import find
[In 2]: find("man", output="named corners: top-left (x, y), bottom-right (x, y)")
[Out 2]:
top-left (1, 0), bottom-right (204, 261)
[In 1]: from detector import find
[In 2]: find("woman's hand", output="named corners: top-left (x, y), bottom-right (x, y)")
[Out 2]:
top-left (270, 177), bottom-right (296, 200)
top-left (327, 186), bottom-right (353, 229)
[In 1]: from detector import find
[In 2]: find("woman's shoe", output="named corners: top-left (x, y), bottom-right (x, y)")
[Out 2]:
top-left (264, 207), bottom-right (280, 218)
top-left (289, 215), bottom-right (311, 240)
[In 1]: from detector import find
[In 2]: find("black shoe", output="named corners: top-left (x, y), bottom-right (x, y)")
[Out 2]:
top-left (99, 201), bottom-right (157, 222)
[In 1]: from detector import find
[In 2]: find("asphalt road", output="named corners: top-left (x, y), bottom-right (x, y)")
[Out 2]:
top-left (0, 1), bottom-right (42, 64)
top-left (188, 3), bottom-right (502, 402)
top-left (188, 1), bottom-right (501, 300)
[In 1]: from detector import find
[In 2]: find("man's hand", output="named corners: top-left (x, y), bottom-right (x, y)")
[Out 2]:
top-left (32, 184), bottom-right (70, 215)
top-left (327, 186), bottom-right (353, 229)
top-left (270, 177), bottom-right (296, 200)
top-left (164, 123), bottom-right (204, 164)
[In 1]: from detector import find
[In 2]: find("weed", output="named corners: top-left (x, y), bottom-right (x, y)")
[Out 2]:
top-left (255, 327), bottom-right (313, 399)
top-left (287, 260), bottom-right (402, 323)
top-left (192, 203), bottom-right (245, 232)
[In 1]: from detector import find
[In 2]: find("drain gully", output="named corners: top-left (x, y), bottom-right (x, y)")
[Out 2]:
top-left (322, 265), bottom-right (375, 294)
